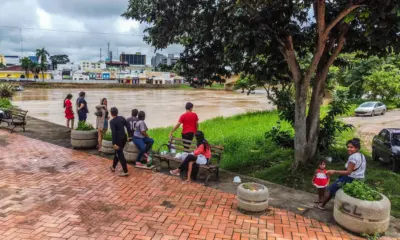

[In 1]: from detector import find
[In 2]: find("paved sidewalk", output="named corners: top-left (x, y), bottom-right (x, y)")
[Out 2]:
top-left (0, 130), bottom-right (368, 239)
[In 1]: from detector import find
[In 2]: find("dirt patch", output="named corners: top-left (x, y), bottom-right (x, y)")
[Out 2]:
top-left (39, 166), bottom-right (60, 174)
top-left (160, 200), bottom-right (175, 209)
top-left (0, 136), bottom-right (8, 146)
top-left (63, 161), bottom-right (77, 169)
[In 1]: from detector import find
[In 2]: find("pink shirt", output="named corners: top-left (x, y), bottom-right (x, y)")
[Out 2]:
top-left (193, 144), bottom-right (211, 159)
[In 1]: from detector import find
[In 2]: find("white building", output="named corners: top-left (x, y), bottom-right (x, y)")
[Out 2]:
top-left (57, 63), bottom-right (80, 71)
top-left (72, 71), bottom-right (89, 80)
top-left (80, 61), bottom-right (106, 71)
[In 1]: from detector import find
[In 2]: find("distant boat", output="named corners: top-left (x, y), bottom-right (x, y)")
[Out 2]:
top-left (13, 86), bottom-right (24, 91)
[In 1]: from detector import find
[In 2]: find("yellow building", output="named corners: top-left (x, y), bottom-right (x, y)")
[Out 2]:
top-left (0, 71), bottom-right (52, 80)
top-left (0, 55), bottom-right (6, 65)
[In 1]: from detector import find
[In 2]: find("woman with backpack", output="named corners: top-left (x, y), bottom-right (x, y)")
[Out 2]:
top-left (170, 131), bottom-right (211, 183)
top-left (95, 98), bottom-right (109, 151)
top-left (315, 138), bottom-right (366, 210)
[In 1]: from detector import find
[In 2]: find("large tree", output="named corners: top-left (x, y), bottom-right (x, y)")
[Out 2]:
top-left (50, 54), bottom-right (70, 70)
top-left (36, 48), bottom-right (50, 81)
top-left (123, 0), bottom-right (400, 167)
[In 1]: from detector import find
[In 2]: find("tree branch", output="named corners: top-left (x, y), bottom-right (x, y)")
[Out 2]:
top-left (323, 4), bottom-right (362, 38)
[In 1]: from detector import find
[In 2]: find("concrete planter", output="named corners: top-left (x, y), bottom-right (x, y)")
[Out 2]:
top-left (71, 130), bottom-right (98, 149)
top-left (237, 183), bottom-right (269, 212)
top-left (124, 142), bottom-right (139, 162)
top-left (101, 140), bottom-right (114, 154)
top-left (334, 189), bottom-right (391, 234)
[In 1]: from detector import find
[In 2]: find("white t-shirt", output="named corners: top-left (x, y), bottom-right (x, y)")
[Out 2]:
top-left (345, 152), bottom-right (366, 179)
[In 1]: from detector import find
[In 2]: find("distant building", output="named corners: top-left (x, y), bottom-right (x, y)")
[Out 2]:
top-left (80, 61), bottom-right (106, 71)
top-left (4, 56), bottom-right (19, 66)
top-left (120, 52), bottom-right (146, 66)
top-left (57, 63), bottom-right (80, 71)
top-left (28, 56), bottom-right (38, 63)
top-left (151, 53), bottom-right (179, 68)
top-left (0, 55), bottom-right (6, 65)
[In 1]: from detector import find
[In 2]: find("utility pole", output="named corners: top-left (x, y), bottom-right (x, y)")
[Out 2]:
top-left (100, 48), bottom-right (102, 62)
top-left (20, 28), bottom-right (23, 60)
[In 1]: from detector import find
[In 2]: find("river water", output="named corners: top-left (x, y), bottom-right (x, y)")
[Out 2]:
top-left (13, 88), bottom-right (273, 128)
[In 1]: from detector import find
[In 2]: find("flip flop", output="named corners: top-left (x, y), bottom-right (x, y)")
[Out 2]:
top-left (169, 170), bottom-right (180, 176)
top-left (109, 166), bottom-right (115, 172)
top-left (313, 204), bottom-right (325, 211)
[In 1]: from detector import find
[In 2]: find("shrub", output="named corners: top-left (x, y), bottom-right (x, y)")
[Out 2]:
top-left (103, 131), bottom-right (112, 141)
top-left (265, 121), bottom-right (294, 148)
top-left (343, 180), bottom-right (382, 201)
top-left (0, 83), bottom-right (14, 99)
top-left (0, 98), bottom-right (12, 109)
top-left (76, 121), bottom-right (95, 131)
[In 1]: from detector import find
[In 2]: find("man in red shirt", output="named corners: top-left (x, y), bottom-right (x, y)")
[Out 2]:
top-left (169, 102), bottom-right (199, 142)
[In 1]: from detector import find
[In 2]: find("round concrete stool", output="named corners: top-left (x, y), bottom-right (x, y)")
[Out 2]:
top-left (237, 182), bottom-right (269, 212)
top-left (124, 142), bottom-right (140, 162)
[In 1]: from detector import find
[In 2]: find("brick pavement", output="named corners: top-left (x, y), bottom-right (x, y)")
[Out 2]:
top-left (0, 130), bottom-right (366, 240)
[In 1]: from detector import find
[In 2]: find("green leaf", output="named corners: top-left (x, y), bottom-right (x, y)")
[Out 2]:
top-left (344, 12), bottom-right (355, 23)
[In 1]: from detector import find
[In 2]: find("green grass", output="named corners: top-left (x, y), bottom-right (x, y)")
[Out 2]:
top-left (177, 83), bottom-right (225, 90)
top-left (148, 110), bottom-right (400, 217)
top-left (0, 98), bottom-right (12, 109)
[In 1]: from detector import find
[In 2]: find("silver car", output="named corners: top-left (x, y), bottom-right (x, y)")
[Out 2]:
top-left (355, 101), bottom-right (386, 117)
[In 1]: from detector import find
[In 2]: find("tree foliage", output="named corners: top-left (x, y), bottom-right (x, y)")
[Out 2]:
top-left (36, 48), bottom-right (50, 81)
top-left (123, 0), bottom-right (400, 167)
top-left (20, 57), bottom-right (33, 80)
top-left (50, 54), bottom-right (70, 70)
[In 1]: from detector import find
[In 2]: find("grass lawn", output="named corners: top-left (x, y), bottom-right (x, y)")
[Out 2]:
top-left (177, 83), bottom-right (225, 90)
top-left (148, 111), bottom-right (400, 218)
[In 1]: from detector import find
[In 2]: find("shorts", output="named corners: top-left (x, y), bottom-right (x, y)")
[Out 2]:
top-left (78, 111), bottom-right (87, 122)
top-left (328, 176), bottom-right (354, 197)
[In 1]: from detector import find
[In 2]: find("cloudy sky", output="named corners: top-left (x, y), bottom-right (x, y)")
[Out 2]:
top-left (0, 0), bottom-right (183, 64)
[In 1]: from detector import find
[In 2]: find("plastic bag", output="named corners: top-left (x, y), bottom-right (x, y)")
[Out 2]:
top-left (233, 176), bottom-right (241, 183)
top-left (196, 154), bottom-right (207, 165)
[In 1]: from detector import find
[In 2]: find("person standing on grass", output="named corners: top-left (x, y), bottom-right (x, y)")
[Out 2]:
top-left (133, 111), bottom-right (154, 166)
top-left (315, 138), bottom-right (366, 210)
top-left (95, 98), bottom-right (109, 152)
top-left (109, 107), bottom-right (132, 177)
top-left (76, 91), bottom-right (88, 122)
top-left (63, 93), bottom-right (74, 130)
top-left (169, 102), bottom-right (199, 144)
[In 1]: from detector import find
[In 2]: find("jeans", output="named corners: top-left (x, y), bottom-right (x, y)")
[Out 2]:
top-left (133, 137), bottom-right (154, 163)
top-left (113, 147), bottom-right (128, 173)
top-left (178, 154), bottom-right (200, 180)
top-left (328, 176), bottom-right (354, 197)
top-left (78, 111), bottom-right (87, 122)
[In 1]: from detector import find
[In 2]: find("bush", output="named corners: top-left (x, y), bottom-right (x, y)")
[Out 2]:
top-left (265, 121), bottom-right (294, 148)
top-left (76, 121), bottom-right (95, 131)
top-left (103, 131), bottom-right (112, 141)
top-left (0, 83), bottom-right (14, 99)
top-left (343, 180), bottom-right (382, 201)
top-left (0, 98), bottom-right (12, 109)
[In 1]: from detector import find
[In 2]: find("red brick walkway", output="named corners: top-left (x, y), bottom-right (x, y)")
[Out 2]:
top-left (0, 130), bottom-right (363, 240)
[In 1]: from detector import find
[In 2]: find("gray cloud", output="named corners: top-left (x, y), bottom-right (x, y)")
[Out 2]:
top-left (0, 0), bottom-right (182, 64)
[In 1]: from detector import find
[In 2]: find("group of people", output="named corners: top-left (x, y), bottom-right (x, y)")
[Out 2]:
top-left (64, 93), bottom-right (210, 181)
top-left (312, 138), bottom-right (366, 209)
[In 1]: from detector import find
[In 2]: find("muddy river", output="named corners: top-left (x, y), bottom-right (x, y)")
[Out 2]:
top-left (12, 88), bottom-right (273, 128)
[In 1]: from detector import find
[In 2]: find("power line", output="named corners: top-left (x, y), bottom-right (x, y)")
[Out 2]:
top-left (0, 25), bottom-right (145, 37)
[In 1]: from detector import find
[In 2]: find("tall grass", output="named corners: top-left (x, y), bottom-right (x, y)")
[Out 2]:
top-left (149, 111), bottom-right (292, 171)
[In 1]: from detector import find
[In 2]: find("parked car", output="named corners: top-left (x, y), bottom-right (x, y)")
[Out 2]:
top-left (372, 128), bottom-right (400, 173)
top-left (354, 101), bottom-right (386, 116)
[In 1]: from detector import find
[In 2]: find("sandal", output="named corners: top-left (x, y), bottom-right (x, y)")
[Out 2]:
top-left (110, 166), bottom-right (116, 172)
top-left (313, 204), bottom-right (325, 211)
top-left (170, 170), bottom-right (180, 176)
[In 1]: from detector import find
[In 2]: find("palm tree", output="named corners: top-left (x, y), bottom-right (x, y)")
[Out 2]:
top-left (30, 62), bottom-right (41, 81)
top-left (36, 48), bottom-right (50, 81)
top-left (20, 57), bottom-right (32, 80)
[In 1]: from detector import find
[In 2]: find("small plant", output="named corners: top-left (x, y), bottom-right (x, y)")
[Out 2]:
top-left (343, 180), bottom-right (382, 201)
top-left (103, 131), bottom-right (112, 141)
top-left (76, 121), bottom-right (95, 131)
top-left (265, 122), bottom-right (294, 148)
top-left (0, 83), bottom-right (14, 99)
top-left (0, 98), bottom-right (12, 109)
top-left (361, 232), bottom-right (382, 240)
